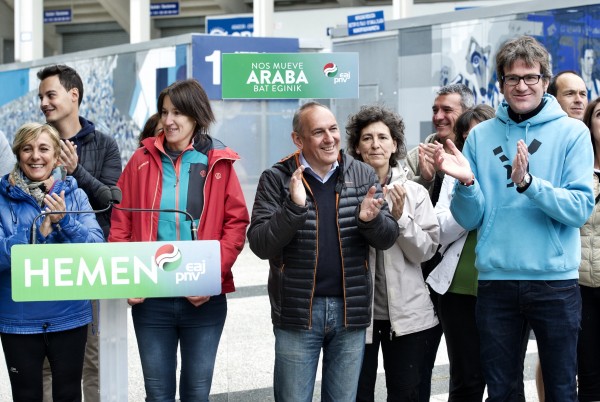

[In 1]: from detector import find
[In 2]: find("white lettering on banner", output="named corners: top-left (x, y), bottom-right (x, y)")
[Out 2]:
top-left (354, 13), bottom-right (376, 21)
top-left (352, 25), bottom-right (381, 34)
top-left (23, 256), bottom-right (159, 287)
top-left (25, 259), bottom-right (49, 287)
top-left (252, 84), bottom-right (302, 93)
top-left (251, 62), bottom-right (270, 69)
top-left (77, 257), bottom-right (108, 286)
top-left (246, 70), bottom-right (308, 85)
top-left (134, 256), bottom-right (158, 284)
top-left (334, 72), bottom-right (351, 84)
top-left (175, 261), bottom-right (207, 284)
top-left (111, 257), bottom-right (130, 285)
top-left (55, 258), bottom-right (74, 286)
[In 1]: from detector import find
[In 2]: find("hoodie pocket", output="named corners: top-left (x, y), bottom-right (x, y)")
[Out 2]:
top-left (475, 206), bottom-right (565, 272)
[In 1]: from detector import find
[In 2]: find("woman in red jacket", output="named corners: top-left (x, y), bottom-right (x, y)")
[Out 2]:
top-left (109, 79), bottom-right (249, 402)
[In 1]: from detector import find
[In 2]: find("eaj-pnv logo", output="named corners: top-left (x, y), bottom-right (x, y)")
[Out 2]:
top-left (324, 62), bottom-right (351, 84)
top-left (155, 244), bottom-right (182, 271)
top-left (155, 243), bottom-right (208, 284)
top-left (323, 62), bottom-right (338, 77)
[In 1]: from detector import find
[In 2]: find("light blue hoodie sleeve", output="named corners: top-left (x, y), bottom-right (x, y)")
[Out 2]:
top-left (520, 124), bottom-right (594, 228)
top-left (449, 138), bottom-right (486, 231)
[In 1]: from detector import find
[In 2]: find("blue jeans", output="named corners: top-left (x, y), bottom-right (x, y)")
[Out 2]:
top-left (476, 280), bottom-right (580, 402)
top-left (273, 297), bottom-right (366, 402)
top-left (132, 295), bottom-right (227, 402)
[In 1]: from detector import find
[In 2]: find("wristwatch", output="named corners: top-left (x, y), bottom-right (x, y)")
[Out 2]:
top-left (517, 173), bottom-right (531, 190)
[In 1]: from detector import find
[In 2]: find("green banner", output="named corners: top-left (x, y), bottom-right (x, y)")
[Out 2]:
top-left (11, 241), bottom-right (221, 301)
top-left (221, 52), bottom-right (358, 99)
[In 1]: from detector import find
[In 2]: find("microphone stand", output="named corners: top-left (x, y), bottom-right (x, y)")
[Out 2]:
top-left (111, 205), bottom-right (198, 241)
top-left (30, 204), bottom-right (112, 245)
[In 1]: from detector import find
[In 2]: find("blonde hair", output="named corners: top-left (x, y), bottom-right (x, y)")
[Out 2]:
top-left (12, 123), bottom-right (61, 161)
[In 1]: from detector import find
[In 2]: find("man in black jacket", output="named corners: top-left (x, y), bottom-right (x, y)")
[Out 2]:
top-left (38, 64), bottom-right (122, 402)
top-left (248, 102), bottom-right (399, 401)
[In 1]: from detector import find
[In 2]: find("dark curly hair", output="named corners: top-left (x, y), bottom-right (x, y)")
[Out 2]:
top-left (345, 105), bottom-right (406, 167)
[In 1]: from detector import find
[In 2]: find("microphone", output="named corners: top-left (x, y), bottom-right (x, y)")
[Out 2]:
top-left (30, 186), bottom-right (114, 244)
top-left (108, 186), bottom-right (198, 241)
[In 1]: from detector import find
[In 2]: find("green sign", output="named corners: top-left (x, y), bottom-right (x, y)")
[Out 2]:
top-left (221, 52), bottom-right (358, 99)
top-left (11, 241), bottom-right (221, 301)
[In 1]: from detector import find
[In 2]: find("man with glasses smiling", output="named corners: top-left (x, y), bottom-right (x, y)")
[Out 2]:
top-left (431, 35), bottom-right (594, 401)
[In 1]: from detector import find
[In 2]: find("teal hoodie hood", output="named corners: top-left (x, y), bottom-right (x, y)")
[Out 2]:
top-left (450, 94), bottom-right (594, 280)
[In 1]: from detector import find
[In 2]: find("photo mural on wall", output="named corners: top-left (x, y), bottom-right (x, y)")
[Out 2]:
top-left (435, 4), bottom-right (600, 107)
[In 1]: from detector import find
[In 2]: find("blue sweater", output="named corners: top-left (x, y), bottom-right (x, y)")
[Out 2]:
top-left (450, 94), bottom-right (594, 280)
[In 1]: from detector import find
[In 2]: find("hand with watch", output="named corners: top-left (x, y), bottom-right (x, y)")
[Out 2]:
top-left (516, 172), bottom-right (532, 192)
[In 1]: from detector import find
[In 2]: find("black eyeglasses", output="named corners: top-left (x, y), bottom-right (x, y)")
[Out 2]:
top-left (502, 74), bottom-right (544, 86)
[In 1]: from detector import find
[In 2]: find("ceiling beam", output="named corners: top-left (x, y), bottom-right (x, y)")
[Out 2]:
top-left (337, 0), bottom-right (366, 6)
top-left (215, 0), bottom-right (252, 13)
top-left (96, 0), bottom-right (130, 33)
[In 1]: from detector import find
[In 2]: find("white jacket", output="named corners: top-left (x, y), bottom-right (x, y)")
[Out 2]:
top-left (427, 174), bottom-right (468, 295)
top-left (367, 166), bottom-right (440, 342)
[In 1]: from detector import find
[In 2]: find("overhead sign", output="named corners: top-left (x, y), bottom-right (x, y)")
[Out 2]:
top-left (207, 16), bottom-right (254, 36)
top-left (192, 35), bottom-right (299, 100)
top-left (221, 52), bottom-right (359, 99)
top-left (11, 241), bottom-right (221, 301)
top-left (44, 9), bottom-right (72, 23)
top-left (150, 2), bottom-right (179, 17)
top-left (347, 10), bottom-right (385, 36)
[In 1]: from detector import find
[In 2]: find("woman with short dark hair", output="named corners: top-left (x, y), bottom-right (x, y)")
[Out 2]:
top-left (110, 79), bottom-right (249, 401)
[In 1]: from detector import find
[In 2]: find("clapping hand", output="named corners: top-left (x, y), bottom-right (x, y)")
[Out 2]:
top-left (385, 183), bottom-right (406, 221)
top-left (39, 190), bottom-right (67, 236)
top-left (289, 165), bottom-right (306, 207)
top-left (418, 143), bottom-right (438, 182)
top-left (359, 186), bottom-right (386, 222)
top-left (510, 140), bottom-right (529, 185)
top-left (433, 140), bottom-right (474, 184)
top-left (59, 140), bottom-right (79, 175)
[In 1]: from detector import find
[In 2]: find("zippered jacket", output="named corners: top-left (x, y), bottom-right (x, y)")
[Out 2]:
top-left (108, 134), bottom-right (249, 294)
top-left (69, 117), bottom-right (122, 239)
top-left (366, 165), bottom-right (439, 341)
top-left (0, 176), bottom-right (103, 334)
top-left (580, 173), bottom-right (600, 287)
top-left (247, 150), bottom-right (399, 329)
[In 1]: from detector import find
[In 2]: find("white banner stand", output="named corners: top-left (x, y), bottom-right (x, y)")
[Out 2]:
top-left (99, 299), bottom-right (128, 401)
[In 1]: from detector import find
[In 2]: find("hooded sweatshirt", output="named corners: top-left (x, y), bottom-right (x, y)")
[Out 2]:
top-left (450, 94), bottom-right (594, 281)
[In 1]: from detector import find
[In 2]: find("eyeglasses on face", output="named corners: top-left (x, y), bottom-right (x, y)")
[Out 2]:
top-left (502, 74), bottom-right (543, 86)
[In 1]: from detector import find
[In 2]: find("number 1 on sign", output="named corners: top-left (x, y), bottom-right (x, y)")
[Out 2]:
top-left (205, 50), bottom-right (221, 85)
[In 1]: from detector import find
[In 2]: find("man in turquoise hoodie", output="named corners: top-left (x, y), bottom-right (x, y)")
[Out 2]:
top-left (433, 35), bottom-right (594, 401)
